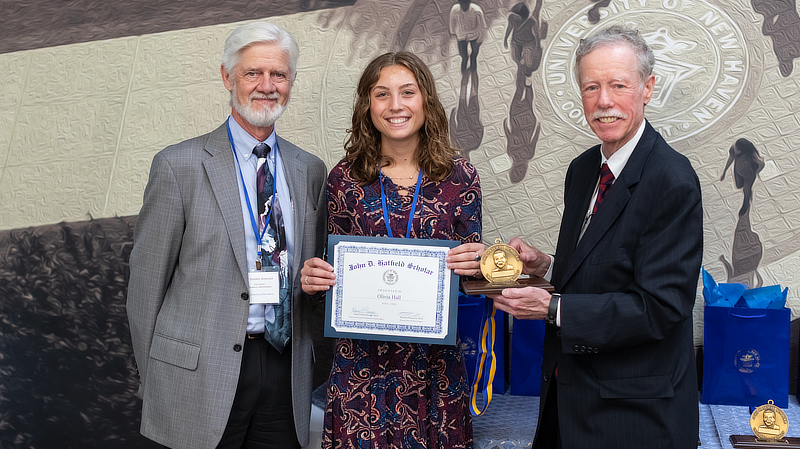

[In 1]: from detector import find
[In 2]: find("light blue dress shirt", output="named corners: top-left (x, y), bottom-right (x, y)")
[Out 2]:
top-left (227, 115), bottom-right (295, 333)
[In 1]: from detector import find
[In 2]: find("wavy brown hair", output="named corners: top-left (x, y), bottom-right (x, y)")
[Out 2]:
top-left (344, 51), bottom-right (458, 184)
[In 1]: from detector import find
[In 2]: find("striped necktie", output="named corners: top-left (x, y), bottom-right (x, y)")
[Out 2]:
top-left (592, 163), bottom-right (615, 214)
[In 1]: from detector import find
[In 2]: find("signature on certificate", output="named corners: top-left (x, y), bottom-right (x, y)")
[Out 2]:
top-left (398, 311), bottom-right (424, 323)
top-left (350, 307), bottom-right (380, 319)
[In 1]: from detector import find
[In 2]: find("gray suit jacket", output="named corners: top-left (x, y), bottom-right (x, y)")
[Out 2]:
top-left (535, 121), bottom-right (702, 449)
top-left (127, 123), bottom-right (327, 449)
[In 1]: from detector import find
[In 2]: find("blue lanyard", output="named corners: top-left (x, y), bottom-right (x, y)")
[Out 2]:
top-left (226, 121), bottom-right (276, 261)
top-left (379, 167), bottom-right (422, 239)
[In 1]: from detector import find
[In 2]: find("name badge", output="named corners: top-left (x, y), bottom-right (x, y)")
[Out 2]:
top-left (248, 266), bottom-right (280, 304)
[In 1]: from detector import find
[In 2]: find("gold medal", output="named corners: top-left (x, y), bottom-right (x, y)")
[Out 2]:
top-left (750, 400), bottom-right (789, 442)
top-left (462, 238), bottom-right (553, 296)
top-left (480, 239), bottom-right (523, 285)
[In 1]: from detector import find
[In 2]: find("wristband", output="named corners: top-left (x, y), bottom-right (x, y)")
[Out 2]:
top-left (546, 293), bottom-right (560, 325)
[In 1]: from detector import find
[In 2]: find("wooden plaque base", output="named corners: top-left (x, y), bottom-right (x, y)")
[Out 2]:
top-left (461, 276), bottom-right (554, 296)
top-left (730, 435), bottom-right (800, 448)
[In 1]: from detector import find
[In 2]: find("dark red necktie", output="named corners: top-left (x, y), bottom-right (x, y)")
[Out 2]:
top-left (592, 163), bottom-right (615, 214)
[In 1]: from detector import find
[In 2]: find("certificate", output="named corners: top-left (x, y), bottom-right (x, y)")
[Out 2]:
top-left (324, 235), bottom-right (460, 345)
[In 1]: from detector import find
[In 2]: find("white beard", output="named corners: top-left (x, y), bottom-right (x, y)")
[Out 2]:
top-left (231, 84), bottom-right (289, 128)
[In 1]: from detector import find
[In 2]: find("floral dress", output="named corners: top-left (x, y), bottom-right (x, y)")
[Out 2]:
top-left (322, 157), bottom-right (481, 449)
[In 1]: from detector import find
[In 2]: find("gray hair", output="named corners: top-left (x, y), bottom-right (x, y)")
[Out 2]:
top-left (574, 25), bottom-right (654, 87)
top-left (221, 21), bottom-right (299, 77)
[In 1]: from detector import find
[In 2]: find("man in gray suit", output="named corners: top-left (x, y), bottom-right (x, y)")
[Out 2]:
top-left (127, 21), bottom-right (327, 449)
top-left (492, 25), bottom-right (702, 448)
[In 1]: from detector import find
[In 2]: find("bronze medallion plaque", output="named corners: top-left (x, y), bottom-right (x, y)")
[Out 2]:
top-left (461, 239), bottom-right (553, 295)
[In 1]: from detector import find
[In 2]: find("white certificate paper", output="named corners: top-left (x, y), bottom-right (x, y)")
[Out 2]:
top-left (324, 235), bottom-right (460, 345)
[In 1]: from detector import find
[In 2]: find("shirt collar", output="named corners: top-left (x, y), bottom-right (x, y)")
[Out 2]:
top-left (600, 119), bottom-right (646, 178)
top-left (227, 115), bottom-right (278, 160)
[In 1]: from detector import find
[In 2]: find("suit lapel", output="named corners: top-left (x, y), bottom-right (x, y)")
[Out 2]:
top-left (558, 122), bottom-right (655, 287)
top-left (277, 136), bottom-right (308, 285)
top-left (203, 123), bottom-right (249, 283)
top-left (557, 148), bottom-right (601, 268)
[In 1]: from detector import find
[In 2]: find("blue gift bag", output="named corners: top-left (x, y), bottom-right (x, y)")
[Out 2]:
top-left (509, 317), bottom-right (546, 396)
top-left (702, 306), bottom-right (790, 408)
top-left (458, 293), bottom-right (506, 394)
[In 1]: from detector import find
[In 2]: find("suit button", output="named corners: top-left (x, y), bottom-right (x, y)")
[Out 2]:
top-left (543, 374), bottom-right (549, 382)
top-left (580, 345), bottom-right (586, 353)
top-left (593, 348), bottom-right (599, 353)
top-left (556, 330), bottom-right (561, 338)
top-left (233, 344), bottom-right (242, 352)
top-left (573, 345), bottom-right (580, 352)
top-left (241, 292), bottom-right (249, 301)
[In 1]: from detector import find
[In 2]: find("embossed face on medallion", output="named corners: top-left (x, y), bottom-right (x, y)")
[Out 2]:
top-left (493, 250), bottom-right (508, 270)
top-left (763, 410), bottom-right (776, 428)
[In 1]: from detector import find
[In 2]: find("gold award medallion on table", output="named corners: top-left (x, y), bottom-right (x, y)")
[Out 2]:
top-left (750, 400), bottom-right (788, 441)
top-left (729, 399), bottom-right (800, 448)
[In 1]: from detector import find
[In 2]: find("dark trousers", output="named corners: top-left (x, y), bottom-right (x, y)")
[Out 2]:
top-left (217, 336), bottom-right (299, 449)
top-left (535, 379), bottom-right (562, 449)
top-left (457, 39), bottom-right (481, 73)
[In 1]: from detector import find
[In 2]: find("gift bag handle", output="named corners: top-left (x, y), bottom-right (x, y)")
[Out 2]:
top-left (729, 311), bottom-right (767, 319)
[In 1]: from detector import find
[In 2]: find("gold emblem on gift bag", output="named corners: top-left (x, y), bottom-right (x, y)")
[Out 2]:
top-left (735, 348), bottom-right (761, 374)
top-left (480, 239), bottom-right (523, 285)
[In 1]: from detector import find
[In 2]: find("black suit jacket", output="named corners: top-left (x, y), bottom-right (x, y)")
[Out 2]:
top-left (535, 121), bottom-right (702, 449)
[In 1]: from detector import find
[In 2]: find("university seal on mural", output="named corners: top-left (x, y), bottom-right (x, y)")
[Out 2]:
top-left (542, 0), bottom-right (752, 144)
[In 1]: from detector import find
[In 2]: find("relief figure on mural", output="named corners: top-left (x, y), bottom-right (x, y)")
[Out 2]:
top-left (450, 0), bottom-right (487, 76)
top-left (719, 138), bottom-right (765, 287)
top-left (449, 0), bottom-right (488, 161)
top-left (503, 0), bottom-right (547, 183)
top-left (505, 0), bottom-right (548, 78)
top-left (588, 0), bottom-right (611, 24)
top-left (751, 0), bottom-right (800, 76)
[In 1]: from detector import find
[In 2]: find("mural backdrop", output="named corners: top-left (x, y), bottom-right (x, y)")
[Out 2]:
top-left (1, 0), bottom-right (799, 447)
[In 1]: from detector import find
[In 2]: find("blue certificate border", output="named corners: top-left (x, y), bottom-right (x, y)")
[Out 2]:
top-left (324, 235), bottom-right (460, 345)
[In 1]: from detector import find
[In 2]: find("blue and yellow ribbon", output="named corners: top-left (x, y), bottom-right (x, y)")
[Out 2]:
top-left (469, 296), bottom-right (497, 416)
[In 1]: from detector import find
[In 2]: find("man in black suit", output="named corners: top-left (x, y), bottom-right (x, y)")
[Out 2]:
top-left (492, 25), bottom-right (702, 449)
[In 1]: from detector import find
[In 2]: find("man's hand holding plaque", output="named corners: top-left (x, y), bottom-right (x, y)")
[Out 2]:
top-left (461, 238), bottom-right (552, 296)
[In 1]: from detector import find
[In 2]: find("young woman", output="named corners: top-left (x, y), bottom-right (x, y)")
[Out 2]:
top-left (301, 51), bottom-right (483, 448)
